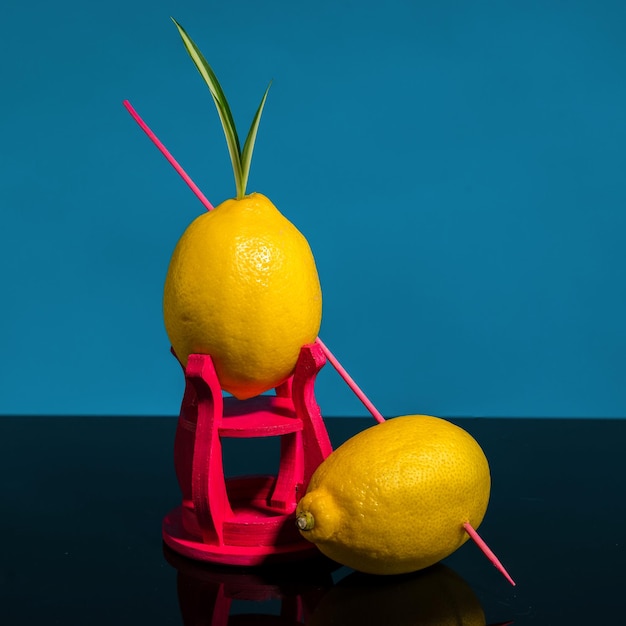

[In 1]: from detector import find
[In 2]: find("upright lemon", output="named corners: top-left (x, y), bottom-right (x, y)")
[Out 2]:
top-left (296, 415), bottom-right (491, 575)
top-left (163, 20), bottom-right (322, 399)
top-left (163, 192), bottom-right (321, 399)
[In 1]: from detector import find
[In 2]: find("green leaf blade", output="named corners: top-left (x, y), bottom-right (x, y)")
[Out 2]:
top-left (171, 17), bottom-right (244, 197)
top-left (240, 81), bottom-right (272, 198)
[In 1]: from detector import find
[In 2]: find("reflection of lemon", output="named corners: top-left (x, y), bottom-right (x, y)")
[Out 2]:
top-left (296, 415), bottom-right (490, 575)
top-left (163, 193), bottom-right (322, 399)
top-left (309, 564), bottom-right (486, 626)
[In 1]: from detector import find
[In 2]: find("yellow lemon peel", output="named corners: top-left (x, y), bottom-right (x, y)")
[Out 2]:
top-left (296, 415), bottom-right (491, 575)
top-left (163, 193), bottom-right (321, 399)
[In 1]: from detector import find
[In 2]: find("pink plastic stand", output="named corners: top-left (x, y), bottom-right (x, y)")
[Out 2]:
top-left (162, 342), bottom-right (333, 566)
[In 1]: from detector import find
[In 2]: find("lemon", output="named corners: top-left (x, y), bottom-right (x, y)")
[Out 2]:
top-left (163, 192), bottom-right (321, 399)
top-left (164, 21), bottom-right (322, 399)
top-left (309, 564), bottom-right (486, 626)
top-left (296, 415), bottom-right (491, 575)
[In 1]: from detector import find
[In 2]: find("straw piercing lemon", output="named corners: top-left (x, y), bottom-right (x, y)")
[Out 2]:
top-left (163, 20), bottom-right (322, 399)
top-left (296, 415), bottom-right (491, 575)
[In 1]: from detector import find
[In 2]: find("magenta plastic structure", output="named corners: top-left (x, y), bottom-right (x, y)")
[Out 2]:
top-left (162, 342), bottom-right (333, 566)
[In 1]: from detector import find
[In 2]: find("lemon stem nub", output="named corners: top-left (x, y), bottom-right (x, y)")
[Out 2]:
top-left (296, 511), bottom-right (315, 531)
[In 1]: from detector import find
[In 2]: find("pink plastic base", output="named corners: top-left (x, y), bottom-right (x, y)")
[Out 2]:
top-left (162, 343), bottom-right (333, 566)
top-left (163, 476), bottom-right (320, 566)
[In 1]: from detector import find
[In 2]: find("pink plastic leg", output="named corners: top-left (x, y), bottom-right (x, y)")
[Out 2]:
top-left (292, 343), bottom-right (333, 486)
top-left (270, 343), bottom-right (331, 509)
top-left (269, 431), bottom-right (303, 511)
top-left (186, 354), bottom-right (232, 545)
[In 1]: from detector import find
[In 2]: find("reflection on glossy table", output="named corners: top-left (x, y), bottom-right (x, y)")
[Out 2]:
top-left (1, 416), bottom-right (624, 624)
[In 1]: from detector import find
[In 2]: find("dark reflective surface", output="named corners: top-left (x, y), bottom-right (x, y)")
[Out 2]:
top-left (1, 416), bottom-right (624, 624)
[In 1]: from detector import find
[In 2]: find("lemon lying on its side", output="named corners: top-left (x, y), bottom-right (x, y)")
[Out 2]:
top-left (296, 414), bottom-right (491, 575)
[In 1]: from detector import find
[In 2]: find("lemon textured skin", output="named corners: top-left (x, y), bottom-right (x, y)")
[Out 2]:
top-left (296, 415), bottom-right (491, 575)
top-left (163, 193), bottom-right (322, 399)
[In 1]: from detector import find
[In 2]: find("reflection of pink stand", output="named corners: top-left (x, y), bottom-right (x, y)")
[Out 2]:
top-left (164, 544), bottom-right (337, 626)
top-left (163, 342), bottom-right (333, 566)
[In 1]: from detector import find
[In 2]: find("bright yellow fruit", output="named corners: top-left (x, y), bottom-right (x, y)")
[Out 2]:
top-left (296, 414), bottom-right (491, 575)
top-left (163, 192), bottom-right (322, 399)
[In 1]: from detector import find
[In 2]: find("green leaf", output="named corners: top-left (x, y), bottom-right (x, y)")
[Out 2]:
top-left (171, 17), bottom-right (244, 198)
top-left (240, 81), bottom-right (271, 202)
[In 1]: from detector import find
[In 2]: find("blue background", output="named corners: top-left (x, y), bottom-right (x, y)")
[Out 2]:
top-left (1, 0), bottom-right (625, 418)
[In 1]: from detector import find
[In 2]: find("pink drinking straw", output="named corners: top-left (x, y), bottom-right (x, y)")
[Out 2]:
top-left (315, 338), bottom-right (385, 423)
top-left (123, 99), bottom-right (385, 424)
top-left (123, 100), bottom-right (214, 211)
top-left (124, 100), bottom-right (519, 587)
top-left (463, 521), bottom-right (516, 586)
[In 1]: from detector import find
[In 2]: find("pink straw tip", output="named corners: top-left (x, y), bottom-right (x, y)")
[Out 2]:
top-left (463, 522), bottom-right (516, 586)
top-left (123, 99), bottom-right (214, 212)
